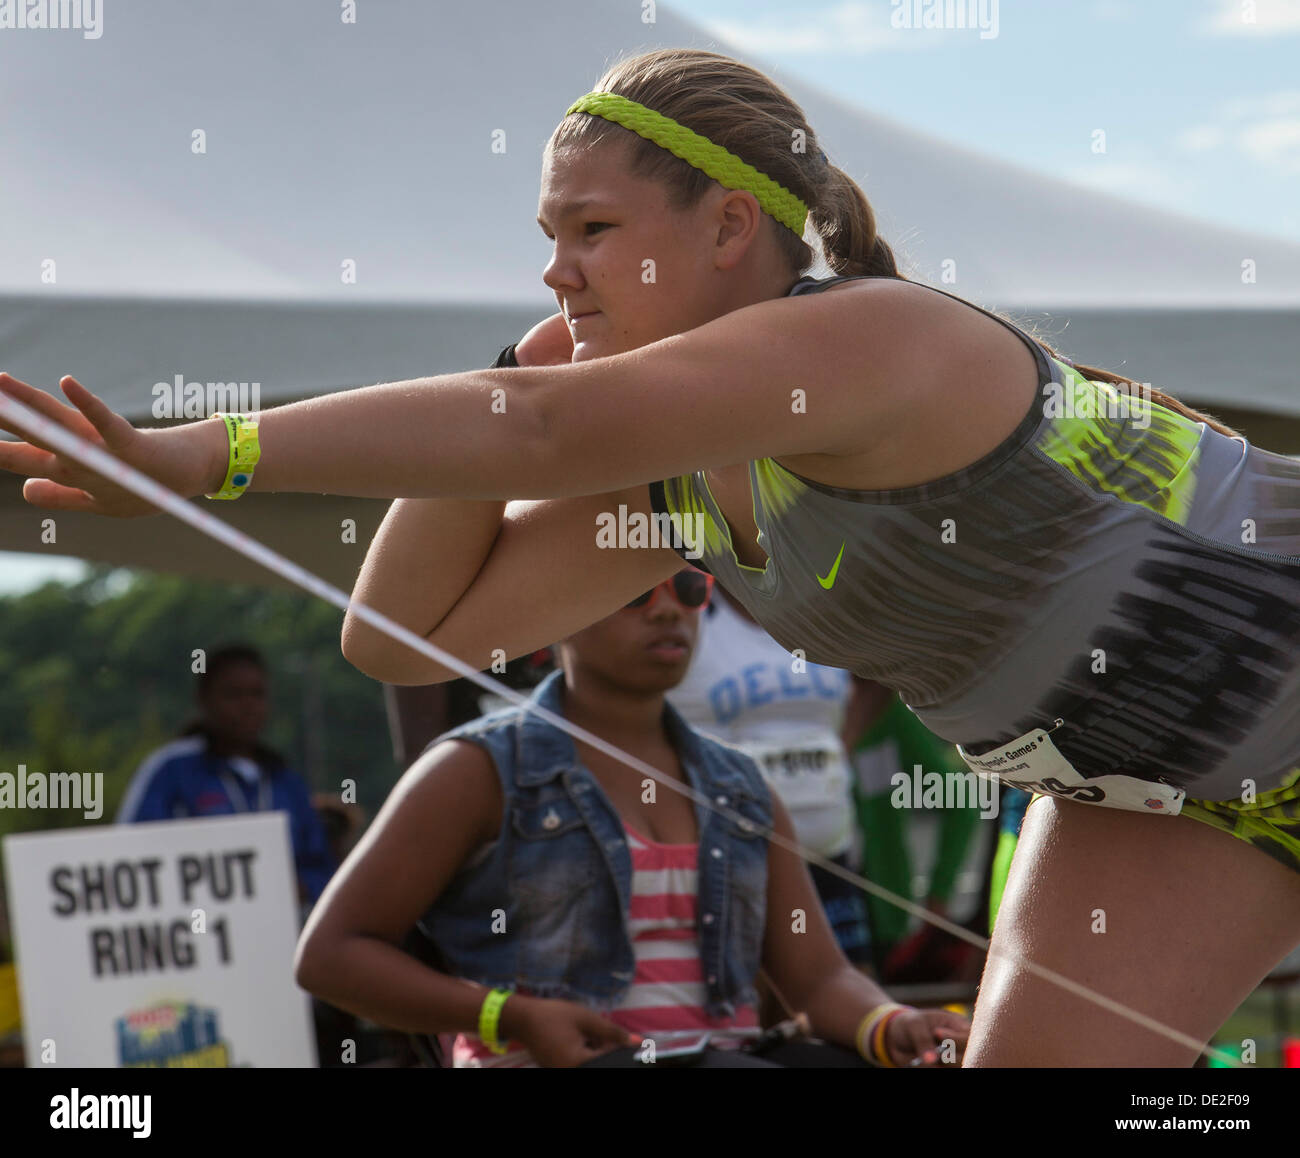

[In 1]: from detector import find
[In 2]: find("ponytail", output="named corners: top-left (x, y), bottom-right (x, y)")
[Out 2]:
top-left (810, 164), bottom-right (909, 280)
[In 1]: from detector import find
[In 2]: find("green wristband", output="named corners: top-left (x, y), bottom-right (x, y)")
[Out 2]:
top-left (478, 988), bottom-right (513, 1055)
top-left (205, 412), bottom-right (260, 500)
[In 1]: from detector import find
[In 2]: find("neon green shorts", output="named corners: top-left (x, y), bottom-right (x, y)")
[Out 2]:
top-left (1180, 767), bottom-right (1300, 877)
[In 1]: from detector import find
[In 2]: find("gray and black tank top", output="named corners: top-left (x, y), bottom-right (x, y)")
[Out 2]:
top-left (650, 273), bottom-right (1300, 800)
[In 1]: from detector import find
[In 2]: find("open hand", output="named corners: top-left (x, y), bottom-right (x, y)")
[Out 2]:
top-left (0, 373), bottom-right (217, 517)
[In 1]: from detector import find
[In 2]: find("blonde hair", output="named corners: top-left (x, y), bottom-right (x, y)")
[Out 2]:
top-left (553, 47), bottom-right (1240, 438)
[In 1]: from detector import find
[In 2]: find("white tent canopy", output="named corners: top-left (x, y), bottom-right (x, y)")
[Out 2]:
top-left (2, 0), bottom-right (1297, 587)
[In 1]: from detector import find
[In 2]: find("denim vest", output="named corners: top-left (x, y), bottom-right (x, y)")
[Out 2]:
top-left (417, 669), bottom-right (774, 1017)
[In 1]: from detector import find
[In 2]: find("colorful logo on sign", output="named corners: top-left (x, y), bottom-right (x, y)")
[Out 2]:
top-left (116, 1001), bottom-right (232, 1067)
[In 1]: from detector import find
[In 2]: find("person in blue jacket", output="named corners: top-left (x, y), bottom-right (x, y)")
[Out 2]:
top-left (117, 644), bottom-right (336, 906)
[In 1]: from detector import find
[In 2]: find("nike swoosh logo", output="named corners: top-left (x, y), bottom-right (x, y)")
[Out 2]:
top-left (816, 540), bottom-right (846, 589)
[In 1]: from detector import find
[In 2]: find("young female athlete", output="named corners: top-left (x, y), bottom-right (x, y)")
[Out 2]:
top-left (2, 47), bottom-right (1299, 1067)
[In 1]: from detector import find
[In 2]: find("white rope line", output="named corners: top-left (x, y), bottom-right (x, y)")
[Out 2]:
top-left (0, 389), bottom-right (1245, 1067)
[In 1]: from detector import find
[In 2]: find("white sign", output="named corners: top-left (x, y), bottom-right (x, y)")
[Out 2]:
top-left (3, 813), bottom-right (317, 1067)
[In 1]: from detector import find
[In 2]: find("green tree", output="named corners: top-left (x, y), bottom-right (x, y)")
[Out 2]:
top-left (0, 566), bottom-right (399, 838)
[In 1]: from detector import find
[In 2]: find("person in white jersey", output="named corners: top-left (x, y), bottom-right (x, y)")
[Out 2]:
top-left (667, 582), bottom-right (872, 966)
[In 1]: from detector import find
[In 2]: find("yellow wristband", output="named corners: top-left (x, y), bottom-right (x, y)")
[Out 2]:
top-left (873, 1010), bottom-right (901, 1067)
top-left (205, 412), bottom-right (260, 500)
top-left (478, 987), bottom-right (513, 1055)
top-left (854, 1011), bottom-right (878, 1061)
top-left (855, 1001), bottom-right (909, 1066)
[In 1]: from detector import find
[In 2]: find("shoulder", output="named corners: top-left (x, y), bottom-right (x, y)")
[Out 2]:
top-left (774, 278), bottom-right (1043, 481)
top-left (785, 275), bottom-right (1033, 360)
top-left (732, 273), bottom-right (943, 347)
top-left (415, 734), bottom-right (503, 781)
top-left (706, 277), bottom-right (1017, 444)
top-left (394, 735), bottom-right (506, 846)
top-left (117, 736), bottom-right (208, 820)
top-left (131, 735), bottom-right (207, 779)
top-left (434, 703), bottom-right (527, 749)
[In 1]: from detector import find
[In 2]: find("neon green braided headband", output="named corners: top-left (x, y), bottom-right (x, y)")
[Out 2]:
top-left (564, 91), bottom-right (810, 237)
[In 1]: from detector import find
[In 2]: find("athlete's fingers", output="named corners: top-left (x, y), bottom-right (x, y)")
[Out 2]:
top-left (21, 478), bottom-right (100, 513)
top-left (0, 375), bottom-right (98, 461)
top-left (60, 376), bottom-right (137, 450)
top-left (0, 372), bottom-right (97, 442)
top-left (0, 411), bottom-right (124, 499)
top-left (0, 439), bottom-right (57, 479)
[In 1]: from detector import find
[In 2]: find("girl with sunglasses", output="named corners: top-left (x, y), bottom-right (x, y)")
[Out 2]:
top-left (3, 47), bottom-right (1299, 1067)
top-left (293, 568), bottom-right (966, 1067)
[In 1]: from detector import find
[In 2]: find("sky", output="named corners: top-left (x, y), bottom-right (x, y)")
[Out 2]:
top-left (2, 0), bottom-right (1298, 596)
top-left (685, 0), bottom-right (1300, 243)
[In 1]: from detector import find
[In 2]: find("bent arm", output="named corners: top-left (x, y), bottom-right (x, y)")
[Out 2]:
top-left (760, 793), bottom-right (892, 1046)
top-left (343, 484), bottom-right (683, 685)
top-left (341, 495), bottom-right (507, 681)
top-left (340, 330), bottom-right (599, 685)
top-left (294, 739), bottom-right (508, 1035)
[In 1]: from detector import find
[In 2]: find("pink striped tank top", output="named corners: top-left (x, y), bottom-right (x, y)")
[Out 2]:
top-left (452, 819), bottom-right (759, 1067)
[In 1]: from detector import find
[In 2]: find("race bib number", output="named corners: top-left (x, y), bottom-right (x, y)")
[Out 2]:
top-left (957, 725), bottom-right (1184, 816)
top-left (741, 738), bottom-right (848, 804)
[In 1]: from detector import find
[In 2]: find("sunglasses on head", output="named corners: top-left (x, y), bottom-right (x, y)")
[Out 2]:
top-left (624, 570), bottom-right (714, 611)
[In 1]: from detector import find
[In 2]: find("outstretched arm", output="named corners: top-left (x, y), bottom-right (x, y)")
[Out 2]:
top-left (0, 282), bottom-right (918, 513)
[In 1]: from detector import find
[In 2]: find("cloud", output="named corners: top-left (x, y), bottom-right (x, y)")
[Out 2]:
top-left (1177, 90), bottom-right (1300, 173)
top-left (1060, 159), bottom-right (1185, 204)
top-left (1197, 0), bottom-right (1300, 36)
top-left (1241, 118), bottom-right (1300, 170)
top-left (1222, 90), bottom-right (1300, 118)
top-left (701, 1), bottom-right (939, 56)
top-left (1176, 124), bottom-right (1226, 151)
